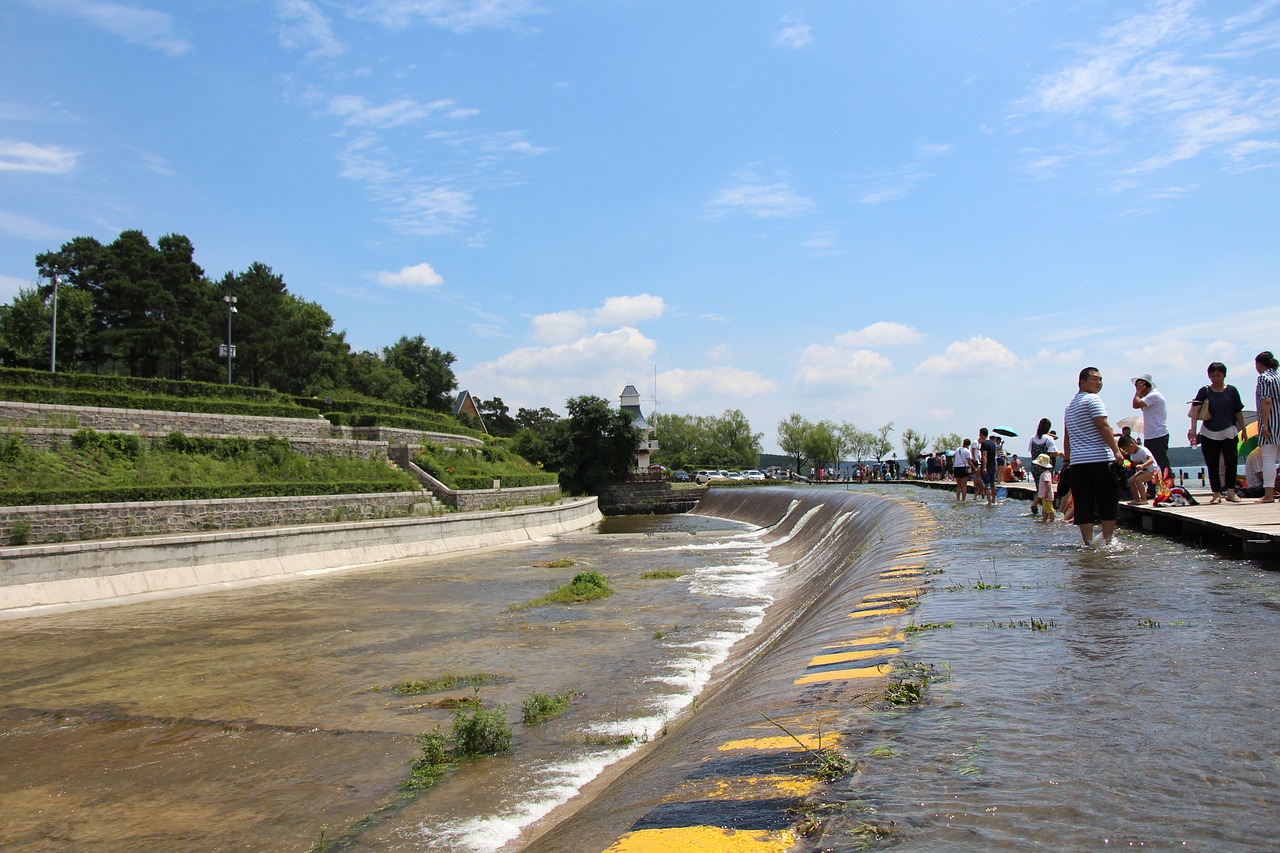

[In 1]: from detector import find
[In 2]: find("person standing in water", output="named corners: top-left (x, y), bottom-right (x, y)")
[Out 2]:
top-left (1064, 367), bottom-right (1122, 546)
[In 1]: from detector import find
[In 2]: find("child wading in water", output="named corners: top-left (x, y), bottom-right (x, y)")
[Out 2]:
top-left (1034, 453), bottom-right (1056, 522)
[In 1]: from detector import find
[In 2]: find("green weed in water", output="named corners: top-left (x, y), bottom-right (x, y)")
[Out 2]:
top-left (510, 571), bottom-right (612, 610)
top-left (904, 620), bottom-right (952, 634)
top-left (640, 569), bottom-right (684, 579)
top-left (521, 689), bottom-right (575, 725)
top-left (387, 672), bottom-right (495, 695)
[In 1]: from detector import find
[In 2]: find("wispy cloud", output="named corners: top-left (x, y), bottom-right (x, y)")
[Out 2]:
top-left (774, 16), bottom-right (813, 49)
top-left (351, 0), bottom-right (544, 33)
top-left (0, 140), bottom-right (78, 174)
top-left (853, 141), bottom-right (951, 204)
top-left (276, 0), bottom-right (346, 58)
top-left (33, 0), bottom-right (192, 56)
top-left (707, 167), bottom-right (815, 219)
top-left (1021, 0), bottom-right (1280, 177)
top-left (377, 261), bottom-right (444, 287)
top-left (328, 94), bottom-right (462, 128)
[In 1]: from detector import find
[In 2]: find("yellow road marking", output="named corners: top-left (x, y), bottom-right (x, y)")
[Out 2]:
top-left (604, 826), bottom-right (797, 852)
top-left (821, 631), bottom-right (905, 649)
top-left (674, 775), bottom-right (820, 800)
top-left (795, 662), bottom-right (892, 684)
top-left (806, 646), bottom-right (901, 667)
top-left (717, 733), bottom-right (834, 751)
top-left (847, 606), bottom-right (906, 619)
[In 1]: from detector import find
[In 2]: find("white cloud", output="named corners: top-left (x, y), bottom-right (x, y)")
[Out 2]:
top-left (1021, 0), bottom-right (1280, 178)
top-left (657, 367), bottom-right (779, 399)
top-left (0, 273), bottom-right (34, 302)
top-left (458, 327), bottom-right (657, 410)
top-left (34, 0), bottom-right (192, 56)
top-left (377, 262), bottom-right (443, 287)
top-left (774, 17), bottom-right (813, 49)
top-left (836, 322), bottom-right (924, 347)
top-left (328, 95), bottom-right (459, 128)
top-left (915, 336), bottom-right (1020, 375)
top-left (353, 0), bottom-right (544, 33)
top-left (0, 140), bottom-right (78, 174)
top-left (530, 294), bottom-right (665, 343)
top-left (794, 344), bottom-right (893, 389)
top-left (277, 0), bottom-right (346, 58)
top-left (707, 167), bottom-right (815, 219)
top-left (0, 210), bottom-right (66, 240)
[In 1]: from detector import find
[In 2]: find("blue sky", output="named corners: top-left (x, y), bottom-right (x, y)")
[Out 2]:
top-left (2, 0), bottom-right (1278, 455)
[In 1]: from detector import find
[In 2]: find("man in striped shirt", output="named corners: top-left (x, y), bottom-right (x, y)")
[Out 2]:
top-left (1063, 366), bottom-right (1123, 546)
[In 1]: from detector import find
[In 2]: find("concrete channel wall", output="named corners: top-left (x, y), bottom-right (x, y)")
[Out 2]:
top-left (0, 497), bottom-right (602, 616)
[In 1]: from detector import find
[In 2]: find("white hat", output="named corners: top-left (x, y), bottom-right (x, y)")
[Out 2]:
top-left (1132, 373), bottom-right (1154, 386)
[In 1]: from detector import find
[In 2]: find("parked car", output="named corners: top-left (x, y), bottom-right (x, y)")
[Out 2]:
top-left (671, 470), bottom-right (692, 483)
top-left (743, 470), bottom-right (765, 480)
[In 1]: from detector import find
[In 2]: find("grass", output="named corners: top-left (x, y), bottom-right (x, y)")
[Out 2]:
top-left (383, 672), bottom-right (497, 695)
top-left (884, 660), bottom-right (949, 707)
top-left (0, 430), bottom-right (418, 494)
top-left (509, 571), bottom-right (612, 610)
top-left (903, 620), bottom-right (952, 634)
top-left (761, 713), bottom-right (855, 783)
top-left (521, 689), bottom-right (575, 725)
top-left (640, 569), bottom-right (685, 579)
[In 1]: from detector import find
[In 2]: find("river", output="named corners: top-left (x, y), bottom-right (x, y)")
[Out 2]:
top-left (1, 485), bottom-right (1278, 851)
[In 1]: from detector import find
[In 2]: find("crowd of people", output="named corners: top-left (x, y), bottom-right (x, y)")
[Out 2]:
top-left (924, 352), bottom-right (1280, 547)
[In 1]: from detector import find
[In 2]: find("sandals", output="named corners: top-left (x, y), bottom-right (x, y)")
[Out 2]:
top-left (1225, 492), bottom-right (1241, 503)
top-left (1209, 494), bottom-right (1223, 505)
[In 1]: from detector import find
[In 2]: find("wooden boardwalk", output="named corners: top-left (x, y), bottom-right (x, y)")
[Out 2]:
top-left (884, 478), bottom-right (1280, 559)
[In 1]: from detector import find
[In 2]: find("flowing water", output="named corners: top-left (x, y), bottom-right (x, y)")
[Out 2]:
top-left (2, 486), bottom-right (1278, 851)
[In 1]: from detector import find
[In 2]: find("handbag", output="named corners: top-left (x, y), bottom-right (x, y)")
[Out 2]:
top-left (1190, 387), bottom-right (1212, 421)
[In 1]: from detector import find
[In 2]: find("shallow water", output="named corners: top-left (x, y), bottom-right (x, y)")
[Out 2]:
top-left (801, 484), bottom-right (1280, 851)
top-left (2, 487), bottom-right (1278, 851)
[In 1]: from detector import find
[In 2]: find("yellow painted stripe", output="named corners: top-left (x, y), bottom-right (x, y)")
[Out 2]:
top-left (675, 775), bottom-right (821, 800)
top-left (806, 646), bottom-right (901, 667)
top-left (861, 590), bottom-right (919, 602)
top-left (717, 732), bottom-right (839, 751)
top-left (879, 570), bottom-right (923, 580)
top-left (821, 631), bottom-right (905, 648)
top-left (604, 826), bottom-right (797, 852)
top-left (847, 606), bottom-right (905, 619)
top-left (795, 662), bottom-right (892, 684)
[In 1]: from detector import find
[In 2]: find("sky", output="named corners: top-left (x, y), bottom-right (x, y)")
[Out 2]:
top-left (2, 0), bottom-right (1279, 456)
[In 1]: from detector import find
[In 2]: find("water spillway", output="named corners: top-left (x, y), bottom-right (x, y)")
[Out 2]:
top-left (3, 485), bottom-right (1279, 851)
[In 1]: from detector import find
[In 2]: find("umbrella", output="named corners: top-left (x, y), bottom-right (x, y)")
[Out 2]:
top-left (1115, 413), bottom-right (1143, 434)
top-left (1239, 418), bottom-right (1259, 459)
top-left (992, 426), bottom-right (1018, 437)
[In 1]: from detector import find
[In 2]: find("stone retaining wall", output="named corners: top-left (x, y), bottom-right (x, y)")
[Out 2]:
top-left (0, 400), bottom-right (333, 439)
top-left (598, 481), bottom-right (701, 515)
top-left (0, 490), bottom-right (437, 547)
top-left (3, 427), bottom-right (391, 459)
top-left (0, 497), bottom-right (603, 615)
top-left (389, 446), bottom-right (560, 511)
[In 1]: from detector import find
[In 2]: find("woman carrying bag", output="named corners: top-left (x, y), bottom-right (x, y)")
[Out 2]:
top-left (1188, 361), bottom-right (1246, 504)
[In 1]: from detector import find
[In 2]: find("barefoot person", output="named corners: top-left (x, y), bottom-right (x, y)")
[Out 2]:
top-left (1118, 435), bottom-right (1157, 505)
top-left (1063, 367), bottom-right (1123, 546)
top-left (1255, 351), bottom-right (1280, 504)
top-left (954, 439), bottom-right (974, 501)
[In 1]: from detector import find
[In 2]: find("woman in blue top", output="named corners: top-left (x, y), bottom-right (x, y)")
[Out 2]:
top-left (1188, 362), bottom-right (1246, 504)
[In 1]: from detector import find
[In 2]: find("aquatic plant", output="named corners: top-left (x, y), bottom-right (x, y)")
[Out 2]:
top-left (387, 672), bottom-right (494, 695)
top-left (884, 660), bottom-right (948, 706)
top-left (640, 569), bottom-right (684, 579)
top-left (453, 699), bottom-right (513, 756)
top-left (904, 620), bottom-right (952, 634)
top-left (510, 571), bottom-right (612, 610)
top-left (521, 689), bottom-right (575, 725)
top-left (1138, 618), bottom-right (1161, 628)
top-left (761, 713), bottom-right (855, 783)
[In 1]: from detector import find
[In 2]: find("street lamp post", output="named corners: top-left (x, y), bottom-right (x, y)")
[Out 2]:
top-left (223, 294), bottom-right (237, 384)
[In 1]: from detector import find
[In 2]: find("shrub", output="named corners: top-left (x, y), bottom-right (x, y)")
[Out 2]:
top-left (452, 703), bottom-right (513, 756)
top-left (521, 690), bottom-right (575, 726)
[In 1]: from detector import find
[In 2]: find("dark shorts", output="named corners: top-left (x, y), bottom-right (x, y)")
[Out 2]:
top-left (954, 466), bottom-right (969, 478)
top-left (983, 469), bottom-right (995, 488)
top-left (1069, 460), bottom-right (1119, 525)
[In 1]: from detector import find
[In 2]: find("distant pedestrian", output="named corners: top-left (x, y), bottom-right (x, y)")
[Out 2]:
top-left (978, 427), bottom-right (998, 506)
top-left (1064, 366), bottom-right (1122, 546)
top-left (1028, 418), bottom-right (1059, 516)
top-left (954, 439), bottom-right (973, 501)
top-left (1187, 361), bottom-right (1245, 505)
top-left (1254, 351), bottom-right (1280, 504)
top-left (1033, 453), bottom-right (1056, 522)
top-left (1131, 373), bottom-right (1170, 485)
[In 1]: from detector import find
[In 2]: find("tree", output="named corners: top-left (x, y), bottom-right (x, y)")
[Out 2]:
top-left (777, 413), bottom-right (812, 473)
top-left (712, 409), bottom-right (763, 468)
top-left (477, 397), bottom-right (518, 437)
top-left (804, 420), bottom-right (841, 477)
top-left (871, 421), bottom-right (895, 461)
top-left (552, 395), bottom-right (642, 495)
top-left (516, 406), bottom-right (560, 433)
top-left (0, 285), bottom-right (93, 371)
top-left (900, 428), bottom-right (930, 465)
top-left (650, 412), bottom-right (703, 471)
top-left (842, 423), bottom-right (874, 465)
top-left (383, 335), bottom-right (457, 411)
top-left (933, 432), bottom-right (963, 454)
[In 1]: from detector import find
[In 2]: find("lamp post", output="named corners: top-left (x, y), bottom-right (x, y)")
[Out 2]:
top-left (48, 273), bottom-right (59, 373)
top-left (223, 294), bottom-right (237, 384)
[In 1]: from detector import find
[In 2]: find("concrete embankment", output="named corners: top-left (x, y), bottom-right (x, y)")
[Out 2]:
top-left (0, 497), bottom-right (601, 618)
